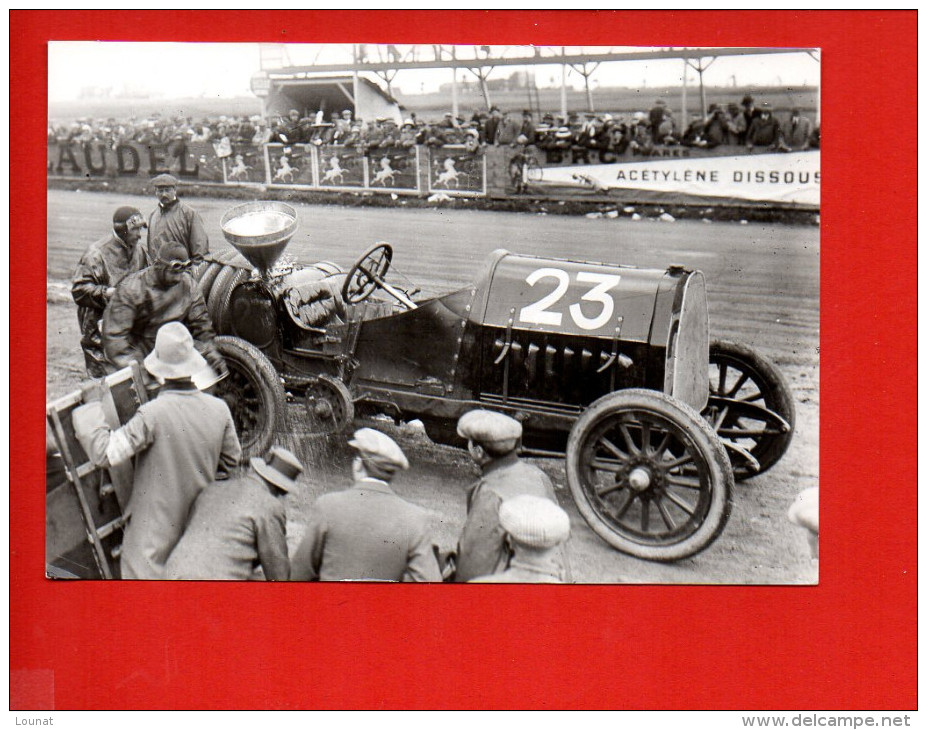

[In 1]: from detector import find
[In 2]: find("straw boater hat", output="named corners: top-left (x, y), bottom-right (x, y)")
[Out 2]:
top-left (457, 410), bottom-right (522, 451)
top-left (349, 428), bottom-right (409, 478)
top-left (499, 495), bottom-right (571, 549)
top-left (143, 322), bottom-right (207, 381)
top-left (252, 446), bottom-right (304, 493)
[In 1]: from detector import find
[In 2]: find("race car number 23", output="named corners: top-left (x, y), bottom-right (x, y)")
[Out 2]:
top-left (519, 268), bottom-right (622, 330)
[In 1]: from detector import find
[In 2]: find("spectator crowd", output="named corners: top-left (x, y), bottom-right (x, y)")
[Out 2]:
top-left (50, 94), bottom-right (819, 163)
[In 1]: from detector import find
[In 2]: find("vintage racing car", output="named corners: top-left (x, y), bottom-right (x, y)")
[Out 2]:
top-left (198, 202), bottom-right (794, 562)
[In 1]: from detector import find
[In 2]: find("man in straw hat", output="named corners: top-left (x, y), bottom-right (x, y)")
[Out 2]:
top-left (103, 240), bottom-right (227, 378)
top-left (145, 173), bottom-right (209, 266)
top-left (290, 428), bottom-right (441, 582)
top-left (454, 409), bottom-right (571, 582)
top-left (470, 495), bottom-right (571, 583)
top-left (73, 322), bottom-right (241, 579)
top-left (165, 446), bottom-right (303, 581)
top-left (71, 205), bottom-right (148, 377)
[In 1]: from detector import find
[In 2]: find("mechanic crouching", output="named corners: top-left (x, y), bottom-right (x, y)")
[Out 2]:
top-left (102, 240), bottom-right (228, 380)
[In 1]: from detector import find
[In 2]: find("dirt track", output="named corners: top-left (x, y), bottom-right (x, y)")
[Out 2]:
top-left (46, 189), bottom-right (820, 583)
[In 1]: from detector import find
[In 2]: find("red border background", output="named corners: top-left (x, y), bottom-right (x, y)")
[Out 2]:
top-left (12, 10), bottom-right (917, 710)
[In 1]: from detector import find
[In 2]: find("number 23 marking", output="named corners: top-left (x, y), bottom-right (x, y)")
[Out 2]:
top-left (519, 268), bottom-right (622, 330)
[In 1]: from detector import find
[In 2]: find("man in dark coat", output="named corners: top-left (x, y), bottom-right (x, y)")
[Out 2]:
top-left (73, 322), bottom-right (241, 579)
top-left (102, 240), bottom-right (227, 377)
top-left (290, 428), bottom-right (441, 582)
top-left (469, 495), bottom-right (572, 583)
top-left (165, 446), bottom-right (303, 581)
top-left (746, 103), bottom-right (783, 150)
top-left (145, 173), bottom-right (209, 265)
top-left (71, 206), bottom-right (147, 377)
top-left (454, 410), bottom-right (571, 582)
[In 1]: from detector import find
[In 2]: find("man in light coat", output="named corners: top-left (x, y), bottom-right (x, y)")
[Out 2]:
top-left (165, 446), bottom-right (303, 581)
top-left (145, 173), bottom-right (209, 265)
top-left (290, 428), bottom-right (441, 582)
top-left (73, 322), bottom-right (241, 579)
top-left (454, 409), bottom-right (571, 582)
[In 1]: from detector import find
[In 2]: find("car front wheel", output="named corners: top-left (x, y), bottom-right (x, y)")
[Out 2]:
top-left (566, 388), bottom-right (734, 562)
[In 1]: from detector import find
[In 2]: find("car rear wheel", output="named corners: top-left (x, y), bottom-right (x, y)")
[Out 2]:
top-left (213, 335), bottom-right (285, 459)
top-left (704, 340), bottom-right (795, 479)
top-left (566, 388), bottom-right (734, 562)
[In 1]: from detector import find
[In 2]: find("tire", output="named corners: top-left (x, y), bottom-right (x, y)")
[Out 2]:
top-left (197, 261), bottom-right (224, 301)
top-left (213, 335), bottom-right (286, 459)
top-left (208, 266), bottom-right (251, 334)
top-left (566, 388), bottom-right (734, 562)
top-left (705, 340), bottom-right (795, 479)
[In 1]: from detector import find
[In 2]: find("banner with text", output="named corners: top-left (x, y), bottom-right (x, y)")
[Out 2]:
top-left (537, 150), bottom-right (820, 206)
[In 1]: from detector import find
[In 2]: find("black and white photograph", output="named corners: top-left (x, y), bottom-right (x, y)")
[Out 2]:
top-left (45, 42), bottom-right (821, 585)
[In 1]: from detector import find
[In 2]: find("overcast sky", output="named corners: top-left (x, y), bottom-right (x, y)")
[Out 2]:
top-left (48, 42), bottom-right (820, 102)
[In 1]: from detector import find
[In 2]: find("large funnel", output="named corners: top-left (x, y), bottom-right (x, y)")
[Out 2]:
top-left (220, 201), bottom-right (299, 276)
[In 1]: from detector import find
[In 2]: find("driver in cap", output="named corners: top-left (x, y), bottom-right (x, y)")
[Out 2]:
top-left (290, 428), bottom-right (441, 582)
top-left (72, 206), bottom-right (148, 377)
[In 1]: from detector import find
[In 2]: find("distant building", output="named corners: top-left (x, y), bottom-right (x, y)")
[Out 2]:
top-left (260, 73), bottom-right (404, 123)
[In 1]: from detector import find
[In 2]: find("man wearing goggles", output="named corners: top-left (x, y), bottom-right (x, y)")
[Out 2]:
top-left (145, 173), bottom-right (209, 266)
top-left (102, 240), bottom-right (228, 379)
top-left (71, 206), bottom-right (148, 377)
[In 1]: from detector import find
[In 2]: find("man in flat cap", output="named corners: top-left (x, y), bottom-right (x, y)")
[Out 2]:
top-left (145, 173), bottom-right (209, 266)
top-left (454, 409), bottom-right (571, 582)
top-left (470, 495), bottom-right (571, 583)
top-left (71, 206), bottom-right (148, 377)
top-left (73, 322), bottom-right (241, 579)
top-left (103, 240), bottom-right (227, 377)
top-left (165, 446), bottom-right (302, 581)
top-left (290, 428), bottom-right (441, 582)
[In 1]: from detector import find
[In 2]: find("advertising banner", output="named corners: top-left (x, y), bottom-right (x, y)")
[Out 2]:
top-left (316, 145), bottom-right (367, 188)
top-left (47, 140), bottom-right (218, 181)
top-left (537, 150), bottom-right (821, 206)
top-left (427, 146), bottom-right (486, 194)
top-left (266, 144), bottom-right (314, 186)
top-left (366, 146), bottom-right (419, 191)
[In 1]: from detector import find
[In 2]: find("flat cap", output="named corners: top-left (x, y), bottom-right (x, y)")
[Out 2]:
top-left (349, 428), bottom-right (409, 473)
top-left (151, 173), bottom-right (179, 187)
top-left (499, 495), bottom-right (570, 549)
top-left (457, 409), bottom-right (522, 446)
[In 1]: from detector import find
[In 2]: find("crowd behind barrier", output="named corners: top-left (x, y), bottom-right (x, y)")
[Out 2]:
top-left (49, 94), bottom-right (820, 200)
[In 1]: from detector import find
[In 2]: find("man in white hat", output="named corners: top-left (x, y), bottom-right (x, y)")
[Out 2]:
top-left (290, 428), bottom-right (441, 582)
top-left (470, 495), bottom-right (571, 583)
top-left (454, 409), bottom-right (571, 582)
top-left (145, 173), bottom-right (209, 265)
top-left (73, 322), bottom-right (241, 579)
top-left (165, 446), bottom-right (303, 581)
top-left (103, 240), bottom-right (227, 377)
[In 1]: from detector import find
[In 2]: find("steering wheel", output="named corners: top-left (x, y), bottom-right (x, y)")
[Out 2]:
top-left (342, 242), bottom-right (417, 309)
